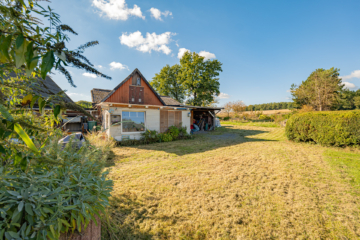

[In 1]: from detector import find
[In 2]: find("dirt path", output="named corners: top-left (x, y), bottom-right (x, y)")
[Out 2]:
top-left (104, 125), bottom-right (360, 239)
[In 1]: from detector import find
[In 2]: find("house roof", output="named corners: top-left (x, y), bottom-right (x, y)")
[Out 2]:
top-left (100, 68), bottom-right (166, 105)
top-left (160, 96), bottom-right (182, 106)
top-left (91, 88), bottom-right (111, 104)
top-left (9, 72), bottom-right (73, 103)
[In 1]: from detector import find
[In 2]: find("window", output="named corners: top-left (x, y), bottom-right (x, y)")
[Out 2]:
top-left (137, 77), bottom-right (141, 85)
top-left (122, 111), bottom-right (145, 132)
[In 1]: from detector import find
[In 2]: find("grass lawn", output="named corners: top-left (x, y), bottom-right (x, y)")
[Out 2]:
top-left (102, 122), bottom-right (360, 240)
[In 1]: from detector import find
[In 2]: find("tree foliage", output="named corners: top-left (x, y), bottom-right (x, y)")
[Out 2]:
top-left (246, 102), bottom-right (294, 111)
top-left (76, 100), bottom-right (92, 108)
top-left (0, 0), bottom-right (110, 87)
top-left (151, 51), bottom-right (222, 106)
top-left (151, 64), bottom-right (185, 103)
top-left (290, 68), bottom-right (342, 111)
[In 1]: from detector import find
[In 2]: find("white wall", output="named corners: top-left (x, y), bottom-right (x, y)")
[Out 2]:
top-left (105, 107), bottom-right (161, 141)
top-left (104, 107), bottom-right (191, 141)
top-left (182, 110), bottom-right (191, 134)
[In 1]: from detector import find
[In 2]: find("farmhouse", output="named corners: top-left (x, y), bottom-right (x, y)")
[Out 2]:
top-left (92, 68), bottom-right (222, 141)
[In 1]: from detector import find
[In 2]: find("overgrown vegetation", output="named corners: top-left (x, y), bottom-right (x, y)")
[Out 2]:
top-left (0, 0), bottom-right (113, 238)
top-left (0, 135), bottom-right (113, 239)
top-left (286, 110), bottom-right (360, 146)
top-left (118, 125), bottom-right (193, 146)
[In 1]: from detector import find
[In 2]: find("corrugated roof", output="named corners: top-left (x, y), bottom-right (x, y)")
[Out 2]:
top-left (91, 88), bottom-right (111, 104)
top-left (160, 96), bottom-right (182, 106)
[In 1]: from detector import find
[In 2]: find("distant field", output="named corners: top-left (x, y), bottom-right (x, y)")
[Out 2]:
top-left (102, 122), bottom-right (360, 239)
top-left (218, 109), bottom-right (291, 118)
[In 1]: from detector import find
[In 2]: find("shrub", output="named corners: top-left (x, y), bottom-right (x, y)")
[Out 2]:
top-left (286, 111), bottom-right (360, 146)
top-left (259, 114), bottom-right (272, 120)
top-left (0, 137), bottom-right (113, 239)
top-left (168, 126), bottom-right (180, 139)
top-left (160, 133), bottom-right (173, 142)
top-left (223, 116), bottom-right (231, 121)
top-left (141, 130), bottom-right (159, 144)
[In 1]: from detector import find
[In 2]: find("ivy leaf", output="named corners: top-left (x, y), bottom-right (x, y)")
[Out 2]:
top-left (0, 35), bottom-right (12, 60)
top-left (38, 97), bottom-right (46, 115)
top-left (14, 35), bottom-right (28, 68)
top-left (15, 34), bottom-right (24, 49)
top-left (30, 95), bottom-right (39, 109)
top-left (40, 51), bottom-right (55, 79)
top-left (54, 105), bottom-right (61, 119)
top-left (14, 123), bottom-right (39, 154)
top-left (25, 43), bottom-right (39, 76)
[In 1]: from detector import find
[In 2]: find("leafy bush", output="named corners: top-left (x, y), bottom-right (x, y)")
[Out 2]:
top-left (141, 130), bottom-right (159, 144)
top-left (0, 137), bottom-right (113, 239)
top-left (286, 111), bottom-right (360, 146)
top-left (259, 114), bottom-right (272, 120)
top-left (159, 133), bottom-right (173, 142)
top-left (119, 125), bottom-right (192, 146)
top-left (168, 126), bottom-right (180, 139)
top-left (223, 116), bottom-right (231, 121)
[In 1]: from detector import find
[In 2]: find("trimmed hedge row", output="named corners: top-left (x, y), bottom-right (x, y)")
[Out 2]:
top-left (285, 111), bottom-right (360, 146)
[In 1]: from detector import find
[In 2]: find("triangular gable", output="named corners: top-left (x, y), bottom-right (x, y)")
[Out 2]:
top-left (100, 68), bottom-right (165, 106)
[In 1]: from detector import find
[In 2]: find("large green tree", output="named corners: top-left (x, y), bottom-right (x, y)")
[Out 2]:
top-left (151, 64), bottom-right (185, 103)
top-left (290, 67), bottom-right (342, 111)
top-left (151, 52), bottom-right (222, 106)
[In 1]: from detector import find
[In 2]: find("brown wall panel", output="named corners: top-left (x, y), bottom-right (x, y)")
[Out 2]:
top-left (105, 77), bottom-right (163, 106)
top-left (160, 110), bottom-right (168, 133)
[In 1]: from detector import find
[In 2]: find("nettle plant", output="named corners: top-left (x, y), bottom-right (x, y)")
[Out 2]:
top-left (0, 1), bottom-right (113, 239)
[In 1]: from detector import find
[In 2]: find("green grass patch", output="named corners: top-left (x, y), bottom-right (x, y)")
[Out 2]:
top-left (221, 120), bottom-right (280, 128)
top-left (324, 149), bottom-right (360, 190)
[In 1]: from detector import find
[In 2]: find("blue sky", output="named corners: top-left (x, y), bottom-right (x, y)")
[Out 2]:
top-left (46, 0), bottom-right (360, 106)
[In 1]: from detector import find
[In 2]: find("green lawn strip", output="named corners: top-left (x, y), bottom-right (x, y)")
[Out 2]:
top-left (323, 149), bottom-right (360, 192)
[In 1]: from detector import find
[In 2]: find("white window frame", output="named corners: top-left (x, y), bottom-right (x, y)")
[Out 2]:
top-left (121, 111), bottom-right (146, 134)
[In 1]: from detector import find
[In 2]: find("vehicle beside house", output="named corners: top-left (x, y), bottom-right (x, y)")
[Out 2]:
top-left (92, 68), bottom-right (222, 141)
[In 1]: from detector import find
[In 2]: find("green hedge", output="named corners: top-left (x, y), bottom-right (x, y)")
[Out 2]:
top-left (286, 111), bottom-right (360, 146)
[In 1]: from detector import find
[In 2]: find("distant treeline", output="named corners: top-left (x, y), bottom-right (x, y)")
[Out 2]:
top-left (245, 102), bottom-right (294, 111)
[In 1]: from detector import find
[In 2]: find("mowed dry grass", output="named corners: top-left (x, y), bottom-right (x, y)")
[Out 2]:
top-left (103, 124), bottom-right (360, 240)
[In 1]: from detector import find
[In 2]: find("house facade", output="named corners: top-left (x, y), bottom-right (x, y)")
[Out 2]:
top-left (92, 69), bottom-right (222, 141)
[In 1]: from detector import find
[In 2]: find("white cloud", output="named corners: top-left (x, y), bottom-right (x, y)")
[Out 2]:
top-left (340, 70), bottom-right (360, 81)
top-left (177, 48), bottom-right (190, 59)
top-left (110, 61), bottom-right (129, 70)
top-left (342, 81), bottom-right (357, 89)
top-left (83, 73), bottom-right (97, 78)
top-left (92, 0), bottom-right (145, 20)
top-left (286, 89), bottom-right (291, 93)
top-left (149, 7), bottom-right (172, 21)
top-left (217, 93), bottom-right (230, 99)
top-left (97, 65), bottom-right (103, 68)
top-left (177, 48), bottom-right (216, 60)
top-left (199, 51), bottom-right (216, 60)
top-left (120, 31), bottom-right (175, 55)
